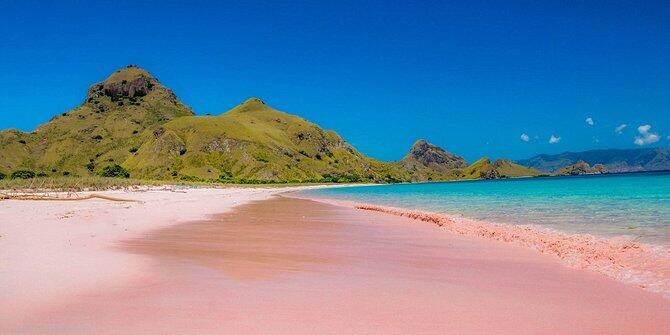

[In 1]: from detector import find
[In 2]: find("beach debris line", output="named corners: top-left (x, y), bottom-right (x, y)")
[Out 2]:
top-left (355, 204), bottom-right (452, 226)
top-left (0, 192), bottom-right (141, 203)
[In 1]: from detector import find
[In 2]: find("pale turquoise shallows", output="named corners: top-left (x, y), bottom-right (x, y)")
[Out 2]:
top-left (299, 172), bottom-right (670, 246)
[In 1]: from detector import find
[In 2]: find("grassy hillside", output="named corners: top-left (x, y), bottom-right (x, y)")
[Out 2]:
top-left (125, 98), bottom-right (412, 183)
top-left (0, 66), bottom-right (541, 184)
top-left (0, 65), bottom-right (193, 177)
top-left (462, 158), bottom-right (541, 179)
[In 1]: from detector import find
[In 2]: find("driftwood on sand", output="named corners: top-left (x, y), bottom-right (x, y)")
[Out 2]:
top-left (0, 192), bottom-right (141, 203)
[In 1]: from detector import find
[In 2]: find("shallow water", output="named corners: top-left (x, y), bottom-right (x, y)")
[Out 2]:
top-left (300, 172), bottom-right (670, 246)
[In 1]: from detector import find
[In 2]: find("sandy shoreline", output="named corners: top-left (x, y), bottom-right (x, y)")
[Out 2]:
top-left (0, 186), bottom-right (320, 329)
top-left (2, 187), bottom-right (669, 334)
top-left (290, 195), bottom-right (670, 298)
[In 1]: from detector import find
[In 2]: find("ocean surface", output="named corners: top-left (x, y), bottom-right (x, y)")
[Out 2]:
top-left (299, 172), bottom-right (670, 247)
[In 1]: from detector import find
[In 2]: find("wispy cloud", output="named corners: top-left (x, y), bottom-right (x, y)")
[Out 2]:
top-left (615, 124), bottom-right (627, 135)
top-left (520, 133), bottom-right (530, 142)
top-left (634, 124), bottom-right (660, 145)
top-left (585, 117), bottom-right (594, 126)
top-left (549, 135), bottom-right (561, 144)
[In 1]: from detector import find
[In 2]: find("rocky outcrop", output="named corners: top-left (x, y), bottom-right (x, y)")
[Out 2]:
top-left (555, 161), bottom-right (607, 175)
top-left (102, 75), bottom-right (151, 98)
top-left (481, 167), bottom-right (501, 179)
top-left (402, 139), bottom-right (467, 172)
top-left (85, 65), bottom-right (182, 107)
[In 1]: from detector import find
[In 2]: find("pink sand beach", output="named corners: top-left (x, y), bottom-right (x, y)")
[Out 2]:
top-left (1, 189), bottom-right (669, 334)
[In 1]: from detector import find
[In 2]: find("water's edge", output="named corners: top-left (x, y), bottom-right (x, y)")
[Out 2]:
top-left (286, 193), bottom-right (670, 298)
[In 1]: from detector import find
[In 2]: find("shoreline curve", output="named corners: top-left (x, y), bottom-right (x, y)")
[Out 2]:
top-left (286, 194), bottom-right (670, 298)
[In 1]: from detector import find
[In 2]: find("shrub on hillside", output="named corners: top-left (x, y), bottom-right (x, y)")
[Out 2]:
top-left (11, 170), bottom-right (36, 179)
top-left (219, 171), bottom-right (234, 181)
top-left (0, 171), bottom-right (6, 180)
top-left (99, 164), bottom-right (130, 178)
top-left (383, 174), bottom-right (402, 184)
top-left (320, 173), bottom-right (362, 183)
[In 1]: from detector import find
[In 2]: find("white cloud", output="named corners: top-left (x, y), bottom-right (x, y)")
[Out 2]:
top-left (615, 124), bottom-right (627, 135)
top-left (634, 124), bottom-right (660, 145)
top-left (585, 117), bottom-right (594, 126)
top-left (549, 135), bottom-right (561, 144)
top-left (520, 133), bottom-right (530, 142)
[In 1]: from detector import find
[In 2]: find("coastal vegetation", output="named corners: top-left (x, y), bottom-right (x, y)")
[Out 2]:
top-left (0, 66), bottom-right (540, 187)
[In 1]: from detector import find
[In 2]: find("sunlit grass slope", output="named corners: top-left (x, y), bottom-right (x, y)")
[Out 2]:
top-left (0, 66), bottom-right (540, 184)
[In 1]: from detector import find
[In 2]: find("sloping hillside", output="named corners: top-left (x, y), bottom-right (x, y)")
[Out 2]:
top-left (0, 66), bottom-right (541, 183)
top-left (400, 140), bottom-right (467, 181)
top-left (125, 98), bottom-right (410, 182)
top-left (462, 158), bottom-right (541, 179)
top-left (0, 65), bottom-right (193, 176)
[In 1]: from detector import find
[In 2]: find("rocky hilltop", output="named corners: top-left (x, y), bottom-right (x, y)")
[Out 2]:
top-left (0, 66), bottom-right (540, 183)
top-left (402, 140), bottom-right (467, 172)
top-left (0, 65), bottom-right (193, 177)
top-left (554, 161), bottom-right (607, 176)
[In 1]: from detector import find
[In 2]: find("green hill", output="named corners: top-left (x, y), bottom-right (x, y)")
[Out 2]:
top-left (125, 97), bottom-right (410, 183)
top-left (0, 65), bottom-right (193, 177)
top-left (461, 157), bottom-right (541, 179)
top-left (0, 66), bottom-right (540, 184)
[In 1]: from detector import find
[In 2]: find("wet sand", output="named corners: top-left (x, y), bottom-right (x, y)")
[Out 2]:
top-left (5, 196), bottom-right (670, 334)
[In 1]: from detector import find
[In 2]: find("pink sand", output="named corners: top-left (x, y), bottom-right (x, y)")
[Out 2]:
top-left (0, 187), bottom-right (310, 328)
top-left (298, 197), bottom-right (670, 297)
top-left (3, 194), bottom-right (668, 334)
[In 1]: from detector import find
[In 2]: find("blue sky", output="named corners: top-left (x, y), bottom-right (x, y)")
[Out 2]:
top-left (1, 1), bottom-right (668, 162)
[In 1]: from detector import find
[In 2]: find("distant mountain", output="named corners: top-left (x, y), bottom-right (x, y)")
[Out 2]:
top-left (0, 66), bottom-right (540, 183)
top-left (517, 148), bottom-right (670, 173)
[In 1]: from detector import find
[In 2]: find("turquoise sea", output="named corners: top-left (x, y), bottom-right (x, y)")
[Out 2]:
top-left (300, 172), bottom-right (670, 246)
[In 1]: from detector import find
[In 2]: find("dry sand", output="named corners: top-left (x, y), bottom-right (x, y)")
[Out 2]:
top-left (0, 187), bottom-right (309, 329)
top-left (2, 189), bottom-right (669, 334)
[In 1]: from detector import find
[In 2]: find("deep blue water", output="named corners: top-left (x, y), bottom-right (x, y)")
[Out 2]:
top-left (300, 172), bottom-right (670, 245)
